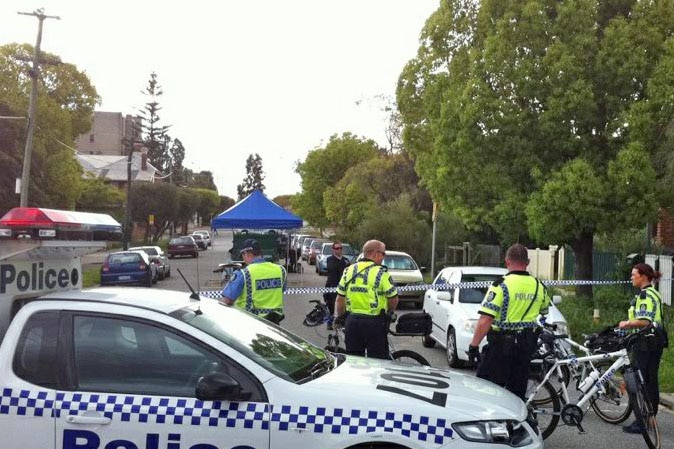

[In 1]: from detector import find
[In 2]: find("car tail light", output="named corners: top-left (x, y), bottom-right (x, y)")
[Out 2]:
top-left (139, 263), bottom-right (147, 270)
top-left (102, 261), bottom-right (110, 272)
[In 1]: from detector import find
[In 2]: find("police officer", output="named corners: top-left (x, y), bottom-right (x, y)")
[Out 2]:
top-left (468, 243), bottom-right (550, 399)
top-left (221, 239), bottom-right (287, 324)
top-left (335, 239), bottom-right (398, 359)
top-left (620, 263), bottom-right (667, 433)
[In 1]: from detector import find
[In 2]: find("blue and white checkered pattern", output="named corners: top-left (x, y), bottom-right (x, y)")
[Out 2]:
top-left (0, 388), bottom-right (453, 444)
top-left (270, 405), bottom-right (453, 444)
top-left (199, 278), bottom-right (634, 298)
top-left (0, 388), bottom-right (270, 428)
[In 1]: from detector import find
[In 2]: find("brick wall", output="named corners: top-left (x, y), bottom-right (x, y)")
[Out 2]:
top-left (657, 208), bottom-right (674, 249)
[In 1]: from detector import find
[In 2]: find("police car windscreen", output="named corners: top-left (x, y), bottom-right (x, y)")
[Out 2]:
top-left (458, 275), bottom-right (501, 303)
top-left (171, 301), bottom-right (331, 383)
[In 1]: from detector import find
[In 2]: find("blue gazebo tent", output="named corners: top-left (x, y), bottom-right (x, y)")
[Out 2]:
top-left (211, 190), bottom-right (303, 230)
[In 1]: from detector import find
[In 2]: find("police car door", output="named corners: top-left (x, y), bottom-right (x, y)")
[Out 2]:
top-left (0, 310), bottom-right (59, 449)
top-left (57, 313), bottom-right (270, 449)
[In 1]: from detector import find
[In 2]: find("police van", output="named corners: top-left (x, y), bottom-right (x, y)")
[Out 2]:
top-left (0, 208), bottom-right (543, 449)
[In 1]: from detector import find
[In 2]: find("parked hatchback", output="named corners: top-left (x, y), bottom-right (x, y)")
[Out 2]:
top-left (100, 251), bottom-right (157, 287)
top-left (129, 245), bottom-right (171, 280)
top-left (167, 236), bottom-right (199, 258)
top-left (192, 233), bottom-right (208, 250)
top-left (422, 266), bottom-right (568, 368)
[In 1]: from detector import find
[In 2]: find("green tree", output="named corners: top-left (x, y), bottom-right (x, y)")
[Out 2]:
top-left (76, 176), bottom-right (125, 221)
top-left (293, 133), bottom-right (382, 229)
top-left (0, 43), bottom-right (99, 209)
top-left (398, 0), bottom-right (671, 296)
top-left (354, 194), bottom-right (431, 265)
top-left (237, 153), bottom-right (265, 199)
top-left (168, 138), bottom-right (185, 184)
top-left (194, 188), bottom-right (220, 225)
top-left (218, 195), bottom-right (236, 213)
top-left (191, 170), bottom-right (217, 191)
top-left (129, 182), bottom-right (179, 242)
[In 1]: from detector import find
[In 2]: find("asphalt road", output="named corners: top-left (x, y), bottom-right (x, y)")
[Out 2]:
top-left (121, 230), bottom-right (674, 449)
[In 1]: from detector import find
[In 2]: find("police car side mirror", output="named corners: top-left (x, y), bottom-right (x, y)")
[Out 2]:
top-left (196, 372), bottom-right (245, 401)
top-left (552, 295), bottom-right (562, 305)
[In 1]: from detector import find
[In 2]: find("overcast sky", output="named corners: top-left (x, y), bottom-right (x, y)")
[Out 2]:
top-left (1, 1), bottom-right (438, 199)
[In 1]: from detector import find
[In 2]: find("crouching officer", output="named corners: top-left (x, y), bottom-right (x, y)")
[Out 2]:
top-left (221, 239), bottom-right (287, 324)
top-left (468, 243), bottom-right (550, 399)
top-left (335, 239), bottom-right (398, 359)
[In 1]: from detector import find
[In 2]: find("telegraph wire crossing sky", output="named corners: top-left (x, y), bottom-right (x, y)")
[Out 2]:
top-left (0, 0), bottom-right (439, 199)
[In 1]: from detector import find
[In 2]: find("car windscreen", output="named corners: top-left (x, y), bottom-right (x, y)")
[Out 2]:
top-left (321, 245), bottom-right (332, 255)
top-left (458, 274), bottom-right (503, 304)
top-left (171, 237), bottom-right (193, 245)
top-left (172, 301), bottom-right (331, 383)
top-left (383, 255), bottom-right (418, 270)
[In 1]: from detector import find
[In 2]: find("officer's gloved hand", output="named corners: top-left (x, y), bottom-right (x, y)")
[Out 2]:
top-left (467, 345), bottom-right (481, 365)
top-left (333, 315), bottom-right (346, 329)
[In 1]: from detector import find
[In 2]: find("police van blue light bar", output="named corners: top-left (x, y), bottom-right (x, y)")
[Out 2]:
top-left (0, 207), bottom-right (123, 241)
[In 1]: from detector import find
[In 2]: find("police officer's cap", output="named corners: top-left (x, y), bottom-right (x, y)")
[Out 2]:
top-left (240, 239), bottom-right (261, 255)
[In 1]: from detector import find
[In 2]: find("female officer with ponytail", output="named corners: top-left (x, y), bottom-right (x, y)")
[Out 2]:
top-left (620, 263), bottom-right (667, 433)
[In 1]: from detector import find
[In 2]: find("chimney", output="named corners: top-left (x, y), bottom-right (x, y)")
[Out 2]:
top-left (141, 147), bottom-right (148, 170)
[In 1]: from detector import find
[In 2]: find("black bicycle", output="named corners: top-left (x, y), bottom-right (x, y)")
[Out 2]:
top-left (303, 300), bottom-right (430, 366)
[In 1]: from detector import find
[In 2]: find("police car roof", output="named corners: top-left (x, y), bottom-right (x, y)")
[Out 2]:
top-left (37, 287), bottom-right (197, 314)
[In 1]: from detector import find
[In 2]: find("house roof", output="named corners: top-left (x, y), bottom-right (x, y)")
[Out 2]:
top-left (76, 152), bottom-right (158, 182)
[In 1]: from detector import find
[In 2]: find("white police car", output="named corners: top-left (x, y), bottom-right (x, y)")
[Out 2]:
top-left (0, 288), bottom-right (542, 449)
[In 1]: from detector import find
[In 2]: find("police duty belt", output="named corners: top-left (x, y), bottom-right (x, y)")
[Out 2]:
top-left (197, 278), bottom-right (635, 299)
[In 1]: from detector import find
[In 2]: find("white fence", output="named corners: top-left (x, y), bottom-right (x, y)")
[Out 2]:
top-left (530, 248), bottom-right (671, 306)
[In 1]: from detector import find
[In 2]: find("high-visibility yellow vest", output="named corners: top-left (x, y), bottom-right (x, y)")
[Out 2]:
top-left (478, 272), bottom-right (550, 331)
top-left (234, 262), bottom-right (285, 317)
top-left (336, 260), bottom-right (397, 316)
top-left (629, 286), bottom-right (663, 325)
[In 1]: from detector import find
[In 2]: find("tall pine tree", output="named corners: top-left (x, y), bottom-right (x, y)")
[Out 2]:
top-left (137, 72), bottom-right (171, 173)
top-left (237, 153), bottom-right (265, 199)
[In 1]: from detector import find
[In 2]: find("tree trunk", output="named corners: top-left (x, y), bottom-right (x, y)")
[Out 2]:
top-left (570, 231), bottom-right (594, 298)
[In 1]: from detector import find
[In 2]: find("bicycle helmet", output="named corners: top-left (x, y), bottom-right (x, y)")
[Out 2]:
top-left (303, 303), bottom-right (327, 327)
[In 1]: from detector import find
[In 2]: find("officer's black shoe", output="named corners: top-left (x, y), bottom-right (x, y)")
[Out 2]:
top-left (622, 420), bottom-right (643, 434)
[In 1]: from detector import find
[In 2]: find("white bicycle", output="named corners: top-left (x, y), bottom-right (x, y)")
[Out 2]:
top-left (526, 325), bottom-right (659, 448)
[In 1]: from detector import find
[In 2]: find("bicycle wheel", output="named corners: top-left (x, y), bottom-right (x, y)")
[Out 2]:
top-left (391, 350), bottom-right (430, 366)
top-left (590, 360), bottom-right (632, 424)
top-left (626, 370), bottom-right (660, 449)
top-left (526, 380), bottom-right (561, 439)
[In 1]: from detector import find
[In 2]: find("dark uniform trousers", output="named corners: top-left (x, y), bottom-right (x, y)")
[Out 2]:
top-left (635, 335), bottom-right (664, 413)
top-left (345, 314), bottom-right (389, 360)
top-left (477, 329), bottom-right (538, 400)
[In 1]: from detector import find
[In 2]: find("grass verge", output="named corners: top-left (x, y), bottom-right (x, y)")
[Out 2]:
top-left (82, 266), bottom-right (101, 288)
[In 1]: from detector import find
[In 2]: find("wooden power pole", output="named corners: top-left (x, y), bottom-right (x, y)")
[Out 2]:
top-left (17, 8), bottom-right (60, 207)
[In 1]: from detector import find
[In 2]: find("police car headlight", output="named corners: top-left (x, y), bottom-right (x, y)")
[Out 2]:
top-left (452, 420), bottom-right (533, 447)
top-left (463, 319), bottom-right (477, 333)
